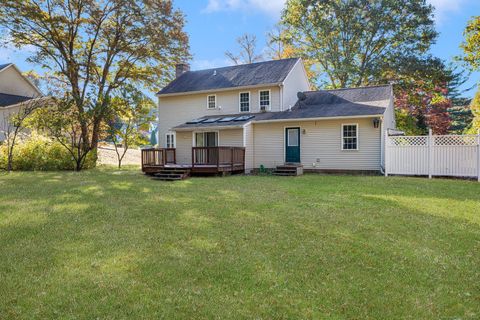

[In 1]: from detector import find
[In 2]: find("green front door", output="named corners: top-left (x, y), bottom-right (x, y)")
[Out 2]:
top-left (285, 127), bottom-right (300, 163)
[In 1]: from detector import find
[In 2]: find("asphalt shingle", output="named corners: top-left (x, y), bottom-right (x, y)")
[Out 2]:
top-left (0, 93), bottom-right (34, 107)
top-left (158, 58), bottom-right (300, 95)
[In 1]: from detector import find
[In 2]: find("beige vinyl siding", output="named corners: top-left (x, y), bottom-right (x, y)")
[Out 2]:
top-left (0, 105), bottom-right (25, 141)
top-left (158, 87), bottom-right (280, 148)
top-left (252, 117), bottom-right (381, 171)
top-left (244, 123), bottom-right (254, 171)
top-left (175, 131), bottom-right (193, 164)
top-left (281, 60), bottom-right (310, 111)
top-left (219, 128), bottom-right (243, 147)
top-left (0, 66), bottom-right (39, 97)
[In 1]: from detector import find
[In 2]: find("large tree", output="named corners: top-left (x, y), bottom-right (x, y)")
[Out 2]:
top-left (280, 0), bottom-right (437, 88)
top-left (106, 85), bottom-right (154, 168)
top-left (0, 0), bottom-right (189, 170)
top-left (458, 16), bottom-right (480, 133)
top-left (225, 34), bottom-right (263, 65)
top-left (459, 16), bottom-right (480, 71)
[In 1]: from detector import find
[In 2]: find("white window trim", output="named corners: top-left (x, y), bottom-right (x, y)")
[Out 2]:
top-left (239, 91), bottom-right (251, 113)
top-left (207, 94), bottom-right (217, 109)
top-left (341, 123), bottom-right (359, 151)
top-left (191, 130), bottom-right (220, 147)
top-left (258, 89), bottom-right (271, 111)
top-left (165, 132), bottom-right (176, 148)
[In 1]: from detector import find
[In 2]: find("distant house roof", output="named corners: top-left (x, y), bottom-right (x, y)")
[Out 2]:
top-left (0, 63), bottom-right (12, 72)
top-left (158, 58), bottom-right (300, 95)
top-left (0, 92), bottom-right (34, 108)
top-left (173, 85), bottom-right (391, 130)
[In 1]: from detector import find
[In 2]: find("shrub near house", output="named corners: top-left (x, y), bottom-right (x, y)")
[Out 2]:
top-left (0, 134), bottom-right (96, 171)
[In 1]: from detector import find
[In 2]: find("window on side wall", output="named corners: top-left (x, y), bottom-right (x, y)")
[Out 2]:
top-left (207, 95), bottom-right (216, 109)
top-left (239, 92), bottom-right (250, 112)
top-left (259, 90), bottom-right (270, 111)
top-left (341, 124), bottom-right (358, 150)
top-left (166, 132), bottom-right (176, 148)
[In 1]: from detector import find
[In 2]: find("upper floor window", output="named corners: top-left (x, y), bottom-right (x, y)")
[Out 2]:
top-left (239, 92), bottom-right (250, 112)
top-left (207, 95), bottom-right (216, 109)
top-left (341, 124), bottom-right (358, 150)
top-left (259, 90), bottom-right (270, 111)
top-left (166, 132), bottom-right (176, 148)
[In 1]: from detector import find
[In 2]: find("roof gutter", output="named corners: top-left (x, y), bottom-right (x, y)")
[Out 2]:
top-left (157, 82), bottom-right (283, 97)
top-left (173, 124), bottom-right (248, 131)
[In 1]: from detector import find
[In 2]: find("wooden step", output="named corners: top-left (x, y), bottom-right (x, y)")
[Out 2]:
top-left (152, 170), bottom-right (189, 181)
top-left (272, 172), bottom-right (297, 176)
top-left (273, 164), bottom-right (303, 176)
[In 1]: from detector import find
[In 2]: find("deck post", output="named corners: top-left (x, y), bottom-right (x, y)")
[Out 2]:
top-left (191, 148), bottom-right (195, 170)
top-left (231, 147), bottom-right (234, 171)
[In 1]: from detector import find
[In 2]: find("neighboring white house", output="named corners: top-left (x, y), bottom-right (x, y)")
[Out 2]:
top-left (0, 63), bottom-right (43, 141)
top-left (156, 58), bottom-right (396, 173)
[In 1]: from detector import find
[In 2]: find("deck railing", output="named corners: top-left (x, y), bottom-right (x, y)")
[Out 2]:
top-left (192, 146), bottom-right (245, 170)
top-left (141, 148), bottom-right (176, 169)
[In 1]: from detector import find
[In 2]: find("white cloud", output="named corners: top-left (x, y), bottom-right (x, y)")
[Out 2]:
top-left (427, 0), bottom-right (469, 23)
top-left (202, 0), bottom-right (286, 18)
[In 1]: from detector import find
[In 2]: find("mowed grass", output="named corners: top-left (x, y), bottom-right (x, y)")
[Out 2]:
top-left (0, 167), bottom-right (479, 319)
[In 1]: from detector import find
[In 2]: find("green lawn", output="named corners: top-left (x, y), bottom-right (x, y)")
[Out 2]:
top-left (0, 167), bottom-right (479, 319)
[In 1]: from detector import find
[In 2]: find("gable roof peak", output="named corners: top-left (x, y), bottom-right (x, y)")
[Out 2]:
top-left (158, 58), bottom-right (301, 96)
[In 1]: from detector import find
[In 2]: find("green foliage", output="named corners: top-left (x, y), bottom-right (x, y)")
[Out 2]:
top-left (466, 87), bottom-right (480, 134)
top-left (0, 134), bottom-right (96, 171)
top-left (0, 0), bottom-right (190, 169)
top-left (394, 109), bottom-right (424, 135)
top-left (448, 103), bottom-right (473, 134)
top-left (281, 0), bottom-right (437, 88)
top-left (459, 16), bottom-right (480, 71)
top-left (105, 85), bottom-right (155, 167)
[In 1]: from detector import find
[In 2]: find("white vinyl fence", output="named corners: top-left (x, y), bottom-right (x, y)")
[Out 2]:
top-left (385, 130), bottom-right (480, 181)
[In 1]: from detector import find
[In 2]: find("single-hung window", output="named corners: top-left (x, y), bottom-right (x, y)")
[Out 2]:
top-left (166, 132), bottom-right (175, 148)
top-left (342, 124), bottom-right (358, 150)
top-left (207, 95), bottom-right (216, 109)
top-left (259, 90), bottom-right (270, 111)
top-left (239, 92), bottom-right (250, 112)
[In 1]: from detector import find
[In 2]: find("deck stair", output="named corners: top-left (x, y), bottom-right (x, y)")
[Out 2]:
top-left (273, 164), bottom-right (303, 176)
top-left (152, 168), bottom-right (190, 181)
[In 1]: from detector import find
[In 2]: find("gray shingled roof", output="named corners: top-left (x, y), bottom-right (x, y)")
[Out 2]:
top-left (158, 58), bottom-right (300, 95)
top-left (0, 63), bottom-right (12, 71)
top-left (0, 93), bottom-right (34, 107)
top-left (173, 85), bottom-right (391, 129)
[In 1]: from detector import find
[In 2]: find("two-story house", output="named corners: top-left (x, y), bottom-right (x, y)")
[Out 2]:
top-left (0, 63), bottom-right (43, 141)
top-left (155, 58), bottom-right (395, 174)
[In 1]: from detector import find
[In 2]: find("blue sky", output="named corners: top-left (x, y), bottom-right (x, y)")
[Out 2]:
top-left (1, 0), bottom-right (479, 97)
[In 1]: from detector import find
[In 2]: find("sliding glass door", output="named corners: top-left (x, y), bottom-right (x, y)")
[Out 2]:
top-left (194, 132), bottom-right (218, 165)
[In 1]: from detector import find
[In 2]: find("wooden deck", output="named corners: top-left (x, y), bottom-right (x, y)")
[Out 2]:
top-left (141, 147), bottom-right (245, 175)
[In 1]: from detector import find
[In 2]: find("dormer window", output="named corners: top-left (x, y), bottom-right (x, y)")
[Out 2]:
top-left (259, 90), bottom-right (270, 111)
top-left (207, 95), bottom-right (216, 109)
top-left (239, 92), bottom-right (250, 112)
